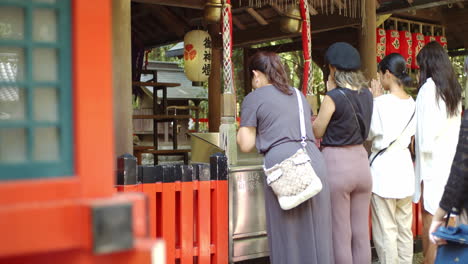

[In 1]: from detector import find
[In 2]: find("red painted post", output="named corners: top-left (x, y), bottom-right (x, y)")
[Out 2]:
top-left (122, 156), bottom-right (229, 264)
top-left (210, 153), bottom-right (229, 264)
top-left (140, 165), bottom-right (163, 239)
top-left (196, 164), bottom-right (212, 264)
top-left (412, 203), bottom-right (417, 237)
top-left (162, 166), bottom-right (177, 263)
top-left (142, 183), bottom-right (157, 238)
top-left (180, 166), bottom-right (195, 264)
top-left (417, 202), bottom-right (423, 236)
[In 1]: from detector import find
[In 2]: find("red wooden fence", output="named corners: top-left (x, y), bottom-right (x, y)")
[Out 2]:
top-left (116, 154), bottom-right (228, 264)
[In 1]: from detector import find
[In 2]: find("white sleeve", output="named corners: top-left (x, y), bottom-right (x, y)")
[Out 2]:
top-left (416, 83), bottom-right (446, 154)
top-left (367, 99), bottom-right (384, 149)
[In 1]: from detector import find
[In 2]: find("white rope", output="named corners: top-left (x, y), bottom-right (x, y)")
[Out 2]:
top-left (222, 1), bottom-right (234, 94)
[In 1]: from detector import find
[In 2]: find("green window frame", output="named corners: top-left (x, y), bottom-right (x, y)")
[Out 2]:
top-left (0, 0), bottom-right (73, 180)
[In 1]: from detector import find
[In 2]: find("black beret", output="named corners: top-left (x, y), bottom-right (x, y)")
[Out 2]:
top-left (325, 42), bottom-right (361, 71)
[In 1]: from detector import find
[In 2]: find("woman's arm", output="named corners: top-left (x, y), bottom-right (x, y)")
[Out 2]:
top-left (367, 100), bottom-right (382, 143)
top-left (429, 207), bottom-right (449, 245)
top-left (312, 95), bottom-right (336, 139)
top-left (237, 127), bottom-right (256, 153)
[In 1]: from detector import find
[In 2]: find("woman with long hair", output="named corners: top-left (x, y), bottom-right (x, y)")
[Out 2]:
top-left (429, 109), bottom-right (467, 245)
top-left (237, 51), bottom-right (334, 264)
top-left (368, 53), bottom-right (416, 264)
top-left (313, 42), bottom-right (373, 264)
top-left (414, 41), bottom-right (463, 263)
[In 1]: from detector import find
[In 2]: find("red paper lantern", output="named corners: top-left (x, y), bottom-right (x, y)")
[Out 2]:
top-left (424, 35), bottom-right (436, 45)
top-left (399, 30), bottom-right (412, 68)
top-left (376, 28), bottom-right (386, 63)
top-left (412, 32), bottom-right (425, 69)
top-left (435, 36), bottom-right (448, 49)
top-left (386, 29), bottom-right (401, 55)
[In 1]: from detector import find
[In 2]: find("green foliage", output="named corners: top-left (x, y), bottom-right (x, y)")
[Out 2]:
top-left (450, 55), bottom-right (467, 86)
top-left (405, 55), bottom-right (467, 100)
top-left (238, 40), bottom-right (326, 108)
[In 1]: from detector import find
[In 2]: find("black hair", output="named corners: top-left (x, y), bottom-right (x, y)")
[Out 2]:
top-left (378, 53), bottom-right (412, 87)
top-left (417, 41), bottom-right (462, 117)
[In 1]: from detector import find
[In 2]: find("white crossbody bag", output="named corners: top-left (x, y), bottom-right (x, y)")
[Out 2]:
top-left (263, 89), bottom-right (323, 210)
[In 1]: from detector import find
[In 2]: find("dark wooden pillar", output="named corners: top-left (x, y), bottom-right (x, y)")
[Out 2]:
top-left (208, 24), bottom-right (221, 132)
top-left (359, 0), bottom-right (377, 80)
top-left (243, 48), bottom-right (252, 95)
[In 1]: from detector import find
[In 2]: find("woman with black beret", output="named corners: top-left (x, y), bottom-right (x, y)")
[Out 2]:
top-left (313, 42), bottom-right (373, 264)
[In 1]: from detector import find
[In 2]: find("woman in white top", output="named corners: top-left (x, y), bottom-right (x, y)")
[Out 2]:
top-left (368, 53), bottom-right (416, 264)
top-left (414, 41), bottom-right (462, 264)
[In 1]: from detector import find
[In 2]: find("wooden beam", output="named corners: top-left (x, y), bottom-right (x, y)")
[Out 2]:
top-left (132, 0), bottom-right (204, 10)
top-left (232, 16), bottom-right (247, 30)
top-left (246, 8), bottom-right (269, 26)
top-left (248, 28), bottom-right (359, 54)
top-left (156, 6), bottom-right (187, 37)
top-left (234, 20), bottom-right (299, 47)
top-left (234, 15), bottom-right (360, 47)
top-left (132, 81), bottom-right (180, 87)
top-left (393, 9), bottom-right (443, 24)
top-left (142, 12), bottom-right (168, 34)
top-left (377, 0), bottom-right (466, 14)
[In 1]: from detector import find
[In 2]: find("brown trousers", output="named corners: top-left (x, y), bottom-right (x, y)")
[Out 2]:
top-left (323, 145), bottom-right (373, 264)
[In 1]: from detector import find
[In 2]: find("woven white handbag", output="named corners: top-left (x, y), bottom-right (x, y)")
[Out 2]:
top-left (263, 89), bottom-right (323, 210)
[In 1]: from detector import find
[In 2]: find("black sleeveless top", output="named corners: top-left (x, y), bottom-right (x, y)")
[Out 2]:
top-left (321, 87), bottom-right (373, 146)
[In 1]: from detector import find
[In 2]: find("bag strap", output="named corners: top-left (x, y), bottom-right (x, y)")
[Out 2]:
top-left (337, 89), bottom-right (362, 140)
top-left (294, 89), bottom-right (307, 148)
top-left (445, 212), bottom-right (452, 227)
top-left (370, 109), bottom-right (415, 166)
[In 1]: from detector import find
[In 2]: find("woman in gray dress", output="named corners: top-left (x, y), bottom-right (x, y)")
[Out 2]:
top-left (237, 51), bottom-right (334, 264)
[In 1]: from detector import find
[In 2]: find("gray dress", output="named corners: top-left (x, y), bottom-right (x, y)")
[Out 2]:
top-left (240, 85), bottom-right (335, 264)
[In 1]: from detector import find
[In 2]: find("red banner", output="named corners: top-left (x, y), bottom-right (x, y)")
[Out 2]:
top-left (435, 36), bottom-right (448, 49)
top-left (399, 30), bottom-right (412, 68)
top-left (424, 35), bottom-right (436, 45)
top-left (412, 32), bottom-right (425, 69)
top-left (386, 29), bottom-right (401, 55)
top-left (376, 28), bottom-right (386, 63)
